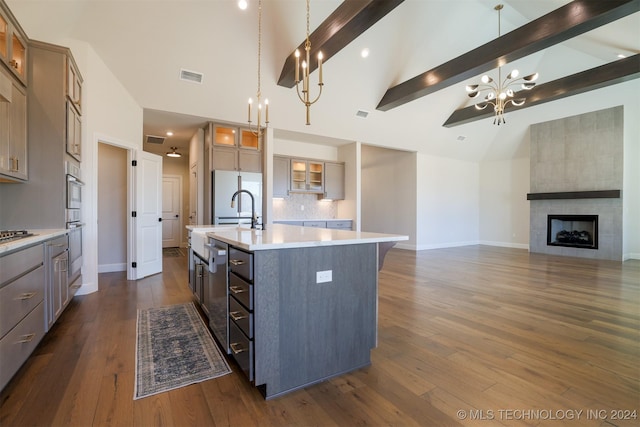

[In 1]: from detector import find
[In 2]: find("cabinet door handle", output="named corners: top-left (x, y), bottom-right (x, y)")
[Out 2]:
top-left (70, 283), bottom-right (82, 290)
top-left (229, 311), bottom-right (247, 321)
top-left (229, 259), bottom-right (245, 266)
top-left (16, 333), bottom-right (36, 344)
top-left (15, 292), bottom-right (36, 300)
top-left (229, 286), bottom-right (246, 294)
top-left (230, 342), bottom-right (247, 354)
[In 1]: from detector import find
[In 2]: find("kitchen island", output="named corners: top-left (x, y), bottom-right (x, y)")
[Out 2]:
top-left (201, 224), bottom-right (407, 399)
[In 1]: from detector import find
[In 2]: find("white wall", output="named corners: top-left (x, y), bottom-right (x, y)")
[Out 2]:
top-left (416, 153), bottom-right (479, 250)
top-left (274, 139), bottom-right (339, 160)
top-left (361, 145), bottom-right (416, 247)
top-left (623, 98), bottom-right (640, 260)
top-left (337, 142), bottom-right (360, 230)
top-left (479, 157), bottom-right (530, 249)
top-left (70, 41), bottom-right (143, 294)
top-left (97, 143), bottom-right (127, 272)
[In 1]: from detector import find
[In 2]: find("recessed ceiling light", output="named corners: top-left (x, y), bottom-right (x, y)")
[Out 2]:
top-left (617, 53), bottom-right (627, 59)
top-left (238, 0), bottom-right (248, 10)
top-left (166, 131), bottom-right (174, 136)
top-left (361, 48), bottom-right (369, 58)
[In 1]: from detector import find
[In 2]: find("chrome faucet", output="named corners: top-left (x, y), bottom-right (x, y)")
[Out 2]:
top-left (231, 189), bottom-right (258, 229)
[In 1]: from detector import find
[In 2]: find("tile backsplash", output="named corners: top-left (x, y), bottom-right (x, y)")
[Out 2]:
top-left (273, 193), bottom-right (338, 219)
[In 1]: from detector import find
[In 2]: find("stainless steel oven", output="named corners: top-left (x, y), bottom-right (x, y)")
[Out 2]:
top-left (65, 162), bottom-right (83, 289)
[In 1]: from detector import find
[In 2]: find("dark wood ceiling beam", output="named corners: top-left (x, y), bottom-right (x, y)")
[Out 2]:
top-left (443, 54), bottom-right (640, 127)
top-left (377, 0), bottom-right (640, 112)
top-left (277, 0), bottom-right (405, 88)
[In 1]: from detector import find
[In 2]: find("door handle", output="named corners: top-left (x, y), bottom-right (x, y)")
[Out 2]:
top-left (158, 218), bottom-right (162, 222)
top-left (175, 214), bottom-right (179, 218)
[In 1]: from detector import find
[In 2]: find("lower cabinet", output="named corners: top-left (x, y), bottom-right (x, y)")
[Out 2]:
top-left (0, 243), bottom-right (46, 391)
top-left (227, 246), bottom-right (255, 381)
top-left (46, 235), bottom-right (69, 329)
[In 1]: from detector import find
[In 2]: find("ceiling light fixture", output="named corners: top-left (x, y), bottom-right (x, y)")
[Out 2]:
top-left (247, 0), bottom-right (269, 137)
top-left (166, 131), bottom-right (173, 136)
top-left (166, 147), bottom-right (181, 158)
top-left (465, 4), bottom-right (538, 125)
top-left (238, 0), bottom-right (248, 11)
top-left (294, 0), bottom-right (323, 125)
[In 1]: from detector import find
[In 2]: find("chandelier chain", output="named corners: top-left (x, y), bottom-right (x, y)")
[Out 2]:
top-left (256, 0), bottom-right (262, 100)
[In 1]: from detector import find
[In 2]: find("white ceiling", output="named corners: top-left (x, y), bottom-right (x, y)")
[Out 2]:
top-left (7, 0), bottom-right (640, 161)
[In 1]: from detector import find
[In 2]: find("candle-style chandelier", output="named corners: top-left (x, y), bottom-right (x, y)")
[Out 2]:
top-left (465, 4), bottom-right (538, 125)
top-left (294, 0), bottom-right (323, 125)
top-left (247, 0), bottom-right (268, 135)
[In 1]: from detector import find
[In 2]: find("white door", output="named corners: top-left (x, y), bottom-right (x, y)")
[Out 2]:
top-left (162, 175), bottom-right (182, 248)
top-left (189, 163), bottom-right (198, 225)
top-left (135, 151), bottom-right (163, 279)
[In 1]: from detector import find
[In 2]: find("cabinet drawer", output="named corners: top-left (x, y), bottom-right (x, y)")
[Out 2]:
top-left (0, 265), bottom-right (45, 339)
top-left (46, 235), bottom-right (68, 258)
top-left (229, 273), bottom-right (253, 311)
top-left (228, 247), bottom-right (253, 281)
top-left (229, 320), bottom-right (254, 381)
top-left (229, 296), bottom-right (253, 339)
top-left (326, 221), bottom-right (352, 230)
top-left (303, 221), bottom-right (326, 228)
top-left (0, 244), bottom-right (44, 288)
top-left (0, 301), bottom-right (46, 391)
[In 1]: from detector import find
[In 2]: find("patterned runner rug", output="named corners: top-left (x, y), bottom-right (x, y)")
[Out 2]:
top-left (134, 303), bottom-right (231, 400)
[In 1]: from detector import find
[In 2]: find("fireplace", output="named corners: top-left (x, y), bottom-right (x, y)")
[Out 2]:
top-left (547, 215), bottom-right (598, 249)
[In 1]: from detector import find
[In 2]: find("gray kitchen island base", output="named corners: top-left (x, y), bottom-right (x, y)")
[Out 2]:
top-left (252, 243), bottom-right (378, 399)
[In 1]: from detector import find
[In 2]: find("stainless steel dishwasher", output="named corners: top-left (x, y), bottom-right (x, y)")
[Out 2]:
top-left (206, 238), bottom-right (229, 354)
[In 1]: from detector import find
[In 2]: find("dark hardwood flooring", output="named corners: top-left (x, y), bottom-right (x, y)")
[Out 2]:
top-left (1, 246), bottom-right (638, 426)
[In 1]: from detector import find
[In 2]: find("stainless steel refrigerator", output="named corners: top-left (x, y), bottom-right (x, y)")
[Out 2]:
top-left (212, 170), bottom-right (263, 226)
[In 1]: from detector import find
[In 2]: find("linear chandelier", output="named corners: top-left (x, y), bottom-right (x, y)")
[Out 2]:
top-left (465, 4), bottom-right (538, 125)
top-left (247, 0), bottom-right (269, 136)
top-left (294, 0), bottom-right (323, 125)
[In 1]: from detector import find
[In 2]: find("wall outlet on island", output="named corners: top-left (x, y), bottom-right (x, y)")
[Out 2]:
top-left (316, 270), bottom-right (332, 283)
top-left (300, 205), bottom-right (304, 211)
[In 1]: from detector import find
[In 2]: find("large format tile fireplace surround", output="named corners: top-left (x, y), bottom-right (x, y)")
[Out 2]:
top-left (528, 106), bottom-right (623, 261)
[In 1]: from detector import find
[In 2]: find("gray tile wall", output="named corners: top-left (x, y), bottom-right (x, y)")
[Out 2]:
top-left (529, 106), bottom-right (623, 261)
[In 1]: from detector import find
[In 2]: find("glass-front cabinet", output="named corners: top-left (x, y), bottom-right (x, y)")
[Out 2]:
top-left (212, 124), bottom-right (262, 173)
top-left (291, 159), bottom-right (323, 193)
top-left (0, 3), bottom-right (28, 85)
top-left (213, 125), bottom-right (237, 147)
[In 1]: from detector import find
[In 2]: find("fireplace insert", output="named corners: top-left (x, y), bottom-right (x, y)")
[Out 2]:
top-left (547, 215), bottom-right (598, 249)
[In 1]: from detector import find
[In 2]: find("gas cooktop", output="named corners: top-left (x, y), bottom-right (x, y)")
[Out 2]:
top-left (0, 230), bottom-right (35, 243)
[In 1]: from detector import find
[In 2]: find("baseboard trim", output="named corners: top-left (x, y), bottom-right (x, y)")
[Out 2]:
top-left (98, 263), bottom-right (126, 273)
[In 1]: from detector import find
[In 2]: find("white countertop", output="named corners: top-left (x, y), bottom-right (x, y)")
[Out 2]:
top-left (0, 229), bottom-right (68, 255)
top-left (204, 223), bottom-right (407, 251)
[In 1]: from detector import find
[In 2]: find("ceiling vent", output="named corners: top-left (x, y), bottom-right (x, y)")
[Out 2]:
top-left (146, 135), bottom-right (166, 145)
top-left (356, 110), bottom-right (369, 118)
top-left (180, 68), bottom-right (204, 84)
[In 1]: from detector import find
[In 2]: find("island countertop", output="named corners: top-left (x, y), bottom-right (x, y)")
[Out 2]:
top-left (204, 223), bottom-right (407, 251)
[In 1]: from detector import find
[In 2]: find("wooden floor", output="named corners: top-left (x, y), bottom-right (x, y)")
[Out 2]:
top-left (1, 246), bottom-right (638, 427)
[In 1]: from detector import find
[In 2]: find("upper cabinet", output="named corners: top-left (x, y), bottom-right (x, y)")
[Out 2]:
top-left (211, 124), bottom-right (262, 173)
top-left (0, 2), bottom-right (28, 85)
top-left (0, 61), bottom-right (27, 181)
top-left (290, 159), bottom-right (323, 193)
top-left (323, 161), bottom-right (345, 200)
top-left (273, 155), bottom-right (290, 198)
top-left (66, 56), bottom-right (82, 115)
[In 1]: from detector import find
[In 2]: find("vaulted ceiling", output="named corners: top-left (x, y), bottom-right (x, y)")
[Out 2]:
top-left (7, 0), bottom-right (640, 162)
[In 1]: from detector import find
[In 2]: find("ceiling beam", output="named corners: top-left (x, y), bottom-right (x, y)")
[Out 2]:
top-left (442, 54), bottom-right (640, 127)
top-left (377, 0), bottom-right (640, 112)
top-left (277, 0), bottom-right (405, 88)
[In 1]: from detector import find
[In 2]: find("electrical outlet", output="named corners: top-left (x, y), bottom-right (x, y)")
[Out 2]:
top-left (301, 205), bottom-right (305, 211)
top-left (316, 270), bottom-right (332, 283)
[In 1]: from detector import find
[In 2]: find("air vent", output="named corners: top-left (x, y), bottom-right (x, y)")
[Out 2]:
top-left (146, 135), bottom-right (166, 145)
top-left (180, 68), bottom-right (203, 84)
top-left (356, 110), bottom-right (369, 118)
top-left (457, 135), bottom-right (466, 141)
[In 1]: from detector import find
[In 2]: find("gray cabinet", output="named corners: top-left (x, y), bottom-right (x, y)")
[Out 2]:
top-left (66, 100), bottom-right (81, 162)
top-left (323, 161), bottom-right (345, 200)
top-left (212, 124), bottom-right (262, 173)
top-left (0, 2), bottom-right (28, 85)
top-left (0, 243), bottom-right (45, 391)
top-left (290, 159), bottom-right (323, 193)
top-left (0, 64), bottom-right (27, 181)
top-left (273, 155), bottom-right (290, 198)
top-left (45, 235), bottom-right (68, 329)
